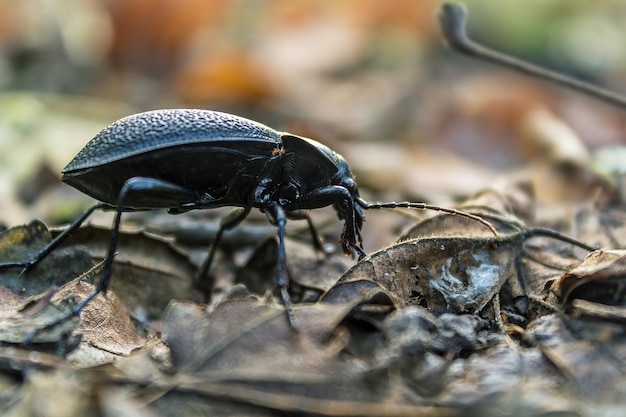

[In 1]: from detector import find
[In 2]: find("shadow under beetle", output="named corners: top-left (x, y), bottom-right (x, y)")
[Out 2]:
top-left (1, 109), bottom-right (496, 331)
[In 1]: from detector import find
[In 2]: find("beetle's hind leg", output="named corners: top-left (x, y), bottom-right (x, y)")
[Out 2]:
top-left (24, 177), bottom-right (201, 344)
top-left (0, 202), bottom-right (106, 276)
top-left (195, 206), bottom-right (251, 300)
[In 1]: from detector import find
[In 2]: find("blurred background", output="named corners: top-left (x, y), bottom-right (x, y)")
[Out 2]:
top-left (0, 0), bottom-right (625, 233)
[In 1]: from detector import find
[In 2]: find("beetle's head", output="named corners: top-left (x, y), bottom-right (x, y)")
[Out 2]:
top-left (331, 157), bottom-right (363, 223)
top-left (330, 155), bottom-right (366, 258)
top-left (280, 134), bottom-right (366, 257)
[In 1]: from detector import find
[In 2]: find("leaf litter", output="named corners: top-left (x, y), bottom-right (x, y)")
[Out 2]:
top-left (2, 4), bottom-right (626, 417)
top-left (1, 173), bottom-right (623, 416)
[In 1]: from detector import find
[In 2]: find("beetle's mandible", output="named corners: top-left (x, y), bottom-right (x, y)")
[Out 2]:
top-left (2, 109), bottom-right (497, 332)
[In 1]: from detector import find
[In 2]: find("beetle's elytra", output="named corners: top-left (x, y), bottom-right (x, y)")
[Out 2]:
top-left (2, 109), bottom-right (497, 332)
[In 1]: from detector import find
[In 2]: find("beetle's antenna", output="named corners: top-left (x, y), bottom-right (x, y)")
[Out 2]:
top-left (357, 198), bottom-right (499, 236)
top-left (439, 3), bottom-right (626, 110)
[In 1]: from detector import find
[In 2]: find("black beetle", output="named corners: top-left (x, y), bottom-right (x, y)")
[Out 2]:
top-left (2, 109), bottom-right (496, 330)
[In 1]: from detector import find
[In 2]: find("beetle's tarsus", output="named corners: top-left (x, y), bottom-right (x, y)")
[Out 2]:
top-left (23, 290), bottom-right (98, 347)
top-left (280, 285), bottom-right (300, 332)
top-left (353, 243), bottom-right (367, 259)
top-left (19, 263), bottom-right (34, 278)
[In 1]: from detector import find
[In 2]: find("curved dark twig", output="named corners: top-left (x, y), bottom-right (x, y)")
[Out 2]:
top-left (439, 3), bottom-right (626, 110)
top-left (525, 227), bottom-right (599, 252)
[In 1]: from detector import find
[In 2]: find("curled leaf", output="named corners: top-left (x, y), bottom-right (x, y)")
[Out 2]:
top-left (552, 249), bottom-right (626, 303)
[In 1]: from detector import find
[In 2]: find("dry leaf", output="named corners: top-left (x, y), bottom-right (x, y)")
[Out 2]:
top-left (55, 224), bottom-right (203, 319)
top-left (552, 249), bottom-right (626, 303)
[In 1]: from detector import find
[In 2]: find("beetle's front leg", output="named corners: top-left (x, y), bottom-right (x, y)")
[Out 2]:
top-left (285, 186), bottom-right (366, 259)
top-left (23, 177), bottom-right (204, 343)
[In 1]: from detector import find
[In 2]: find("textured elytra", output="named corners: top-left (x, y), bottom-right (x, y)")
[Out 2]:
top-left (63, 109), bottom-right (282, 172)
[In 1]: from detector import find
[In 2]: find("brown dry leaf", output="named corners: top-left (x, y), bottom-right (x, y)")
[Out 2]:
top-left (571, 299), bottom-right (626, 323)
top-left (400, 205), bottom-right (522, 241)
top-left (0, 262), bottom-right (142, 357)
top-left (4, 365), bottom-right (166, 417)
top-left (321, 277), bottom-right (396, 311)
top-left (430, 72), bottom-right (610, 206)
top-left (99, 385), bottom-right (167, 417)
top-left (519, 108), bottom-right (610, 206)
top-left (0, 295), bottom-right (79, 346)
top-left (162, 298), bottom-right (353, 371)
top-left (573, 206), bottom-right (626, 250)
top-left (154, 381), bottom-right (456, 417)
top-left (52, 277), bottom-right (144, 357)
top-left (346, 142), bottom-right (498, 200)
top-left (429, 74), bottom-right (556, 176)
top-left (233, 237), bottom-right (280, 296)
top-left (0, 221), bottom-right (145, 355)
top-left (285, 238), bottom-right (354, 293)
top-left (0, 220), bottom-right (51, 265)
top-left (379, 305), bottom-right (496, 356)
top-left (0, 220), bottom-right (94, 297)
top-left (337, 190), bottom-right (526, 315)
top-left (399, 187), bottom-right (599, 307)
top-left (105, 337), bottom-right (174, 384)
top-left (335, 234), bottom-right (520, 315)
top-left (0, 346), bottom-right (63, 371)
top-left (0, 285), bottom-right (25, 307)
top-left (439, 341), bottom-right (584, 415)
top-left (5, 369), bottom-right (99, 417)
top-left (392, 176), bottom-right (535, 256)
top-left (446, 74), bottom-right (555, 137)
top-left (332, 183), bottom-right (601, 324)
top-left (551, 249), bottom-right (626, 303)
top-left (520, 244), bottom-right (581, 308)
top-left (526, 313), bottom-right (626, 403)
top-left (150, 298), bottom-right (456, 417)
top-left (520, 107), bottom-right (589, 167)
top-left (55, 224), bottom-right (203, 319)
top-left (0, 221), bottom-right (94, 347)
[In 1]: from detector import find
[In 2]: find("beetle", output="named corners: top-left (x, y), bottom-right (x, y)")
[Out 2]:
top-left (1, 109), bottom-right (496, 331)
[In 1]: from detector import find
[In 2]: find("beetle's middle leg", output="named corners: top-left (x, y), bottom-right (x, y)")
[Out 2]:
top-left (266, 201), bottom-right (299, 330)
top-left (195, 206), bottom-right (251, 300)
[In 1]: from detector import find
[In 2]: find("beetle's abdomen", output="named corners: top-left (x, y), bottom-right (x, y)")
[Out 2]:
top-left (62, 141), bottom-right (283, 208)
top-left (62, 109), bottom-right (284, 208)
top-left (63, 109), bottom-right (282, 172)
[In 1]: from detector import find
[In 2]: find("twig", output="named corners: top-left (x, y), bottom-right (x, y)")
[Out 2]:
top-left (438, 3), bottom-right (626, 110)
